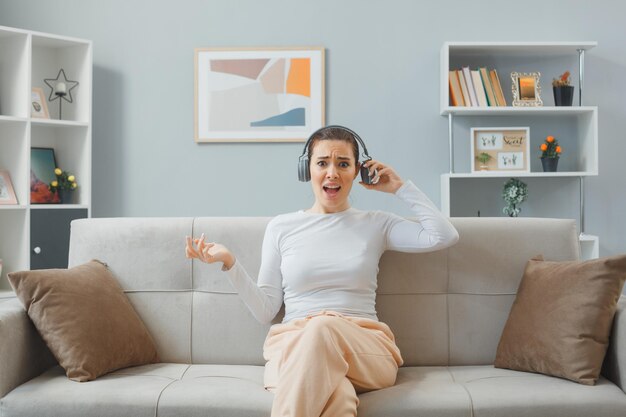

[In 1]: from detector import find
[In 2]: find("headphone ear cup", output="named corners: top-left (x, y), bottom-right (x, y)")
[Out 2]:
top-left (360, 164), bottom-right (373, 185)
top-left (298, 158), bottom-right (311, 182)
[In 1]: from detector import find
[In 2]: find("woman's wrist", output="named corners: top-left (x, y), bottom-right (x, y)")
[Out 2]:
top-left (222, 253), bottom-right (236, 271)
top-left (391, 180), bottom-right (405, 194)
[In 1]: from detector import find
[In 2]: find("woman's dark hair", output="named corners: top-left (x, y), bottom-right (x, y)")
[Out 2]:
top-left (307, 127), bottom-right (359, 165)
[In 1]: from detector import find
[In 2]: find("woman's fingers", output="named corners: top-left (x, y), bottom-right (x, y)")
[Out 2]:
top-left (185, 242), bottom-right (199, 259)
top-left (187, 235), bottom-right (220, 264)
top-left (375, 167), bottom-right (393, 179)
top-left (365, 161), bottom-right (385, 176)
top-left (186, 237), bottom-right (199, 256)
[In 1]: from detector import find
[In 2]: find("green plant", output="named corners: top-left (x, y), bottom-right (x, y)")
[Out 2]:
top-left (540, 135), bottom-right (562, 159)
top-left (48, 167), bottom-right (78, 194)
top-left (552, 71), bottom-right (571, 87)
top-left (476, 152), bottom-right (492, 165)
top-left (502, 178), bottom-right (528, 217)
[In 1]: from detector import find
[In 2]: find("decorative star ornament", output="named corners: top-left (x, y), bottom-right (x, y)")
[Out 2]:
top-left (44, 69), bottom-right (79, 103)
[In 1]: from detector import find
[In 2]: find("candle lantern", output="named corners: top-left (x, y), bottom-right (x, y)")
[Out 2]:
top-left (44, 69), bottom-right (79, 120)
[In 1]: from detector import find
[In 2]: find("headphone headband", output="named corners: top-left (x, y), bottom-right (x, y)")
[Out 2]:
top-left (299, 125), bottom-right (371, 162)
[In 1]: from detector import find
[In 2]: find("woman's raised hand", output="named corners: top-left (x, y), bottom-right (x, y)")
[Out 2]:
top-left (359, 160), bottom-right (404, 194)
top-left (185, 233), bottom-right (235, 270)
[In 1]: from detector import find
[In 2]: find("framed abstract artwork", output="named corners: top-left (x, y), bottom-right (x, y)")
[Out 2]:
top-left (194, 47), bottom-right (325, 143)
top-left (470, 127), bottom-right (531, 173)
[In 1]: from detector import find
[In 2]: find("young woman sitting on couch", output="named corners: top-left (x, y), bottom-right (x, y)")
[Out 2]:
top-left (185, 125), bottom-right (459, 417)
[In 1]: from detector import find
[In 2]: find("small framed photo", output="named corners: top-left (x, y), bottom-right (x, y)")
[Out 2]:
top-left (30, 147), bottom-right (60, 204)
top-left (0, 170), bottom-right (18, 205)
top-left (511, 72), bottom-right (543, 107)
top-left (31, 88), bottom-right (50, 119)
top-left (194, 47), bottom-right (325, 142)
top-left (471, 127), bottom-right (530, 173)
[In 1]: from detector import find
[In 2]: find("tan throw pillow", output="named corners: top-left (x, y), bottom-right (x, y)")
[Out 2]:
top-left (494, 254), bottom-right (626, 385)
top-left (8, 260), bottom-right (159, 382)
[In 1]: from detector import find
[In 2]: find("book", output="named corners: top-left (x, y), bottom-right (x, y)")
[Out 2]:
top-left (471, 70), bottom-right (488, 107)
top-left (490, 69), bottom-right (507, 106)
top-left (462, 66), bottom-right (478, 107)
top-left (448, 71), bottom-right (465, 106)
top-left (479, 67), bottom-right (497, 106)
top-left (457, 70), bottom-right (471, 108)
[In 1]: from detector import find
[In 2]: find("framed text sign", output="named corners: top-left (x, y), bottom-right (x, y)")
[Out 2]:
top-left (471, 127), bottom-right (531, 173)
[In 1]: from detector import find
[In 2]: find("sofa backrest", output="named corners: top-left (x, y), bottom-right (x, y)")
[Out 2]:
top-left (69, 217), bottom-right (579, 366)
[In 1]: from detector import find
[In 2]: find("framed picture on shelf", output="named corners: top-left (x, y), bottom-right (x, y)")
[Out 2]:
top-left (471, 127), bottom-right (530, 173)
top-left (194, 47), bottom-right (325, 143)
top-left (31, 88), bottom-right (50, 119)
top-left (30, 147), bottom-right (60, 204)
top-left (511, 72), bottom-right (543, 107)
top-left (0, 170), bottom-right (18, 205)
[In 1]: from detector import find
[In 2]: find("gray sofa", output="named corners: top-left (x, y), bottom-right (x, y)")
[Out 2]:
top-left (1, 217), bottom-right (625, 417)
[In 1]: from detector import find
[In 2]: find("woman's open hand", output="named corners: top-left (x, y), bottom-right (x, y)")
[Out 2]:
top-left (359, 160), bottom-right (404, 194)
top-left (185, 233), bottom-right (235, 270)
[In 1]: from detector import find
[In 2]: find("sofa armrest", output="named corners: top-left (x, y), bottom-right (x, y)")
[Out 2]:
top-left (0, 298), bottom-right (57, 398)
top-left (603, 295), bottom-right (626, 392)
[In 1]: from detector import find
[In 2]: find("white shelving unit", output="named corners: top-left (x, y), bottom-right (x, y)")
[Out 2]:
top-left (440, 41), bottom-right (599, 259)
top-left (0, 25), bottom-right (92, 289)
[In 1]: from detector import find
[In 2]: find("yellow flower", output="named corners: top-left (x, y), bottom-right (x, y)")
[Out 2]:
top-left (68, 175), bottom-right (75, 182)
top-left (54, 168), bottom-right (62, 176)
top-left (51, 180), bottom-right (58, 187)
top-left (71, 182), bottom-right (77, 189)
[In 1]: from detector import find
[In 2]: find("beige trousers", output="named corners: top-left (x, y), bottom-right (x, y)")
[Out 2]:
top-left (263, 311), bottom-right (404, 417)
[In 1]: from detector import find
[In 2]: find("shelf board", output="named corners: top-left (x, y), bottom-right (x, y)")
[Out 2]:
top-left (31, 119), bottom-right (89, 128)
top-left (440, 106), bottom-right (597, 116)
top-left (31, 32), bottom-right (91, 48)
top-left (0, 205), bottom-right (27, 210)
top-left (443, 171), bottom-right (597, 179)
top-left (444, 41), bottom-right (597, 56)
top-left (30, 204), bottom-right (89, 210)
top-left (0, 115), bottom-right (27, 124)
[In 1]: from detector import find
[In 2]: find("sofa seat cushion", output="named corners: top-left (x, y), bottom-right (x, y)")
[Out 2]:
top-left (447, 366), bottom-right (626, 417)
top-left (0, 363), bottom-right (273, 417)
top-left (359, 367), bottom-right (474, 417)
top-left (359, 366), bottom-right (626, 417)
top-left (3, 364), bottom-right (626, 417)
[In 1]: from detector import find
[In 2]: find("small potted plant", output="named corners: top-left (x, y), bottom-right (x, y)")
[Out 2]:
top-left (539, 135), bottom-right (562, 172)
top-left (502, 178), bottom-right (528, 217)
top-left (48, 167), bottom-right (78, 204)
top-left (552, 71), bottom-right (574, 106)
top-left (476, 152), bottom-right (492, 171)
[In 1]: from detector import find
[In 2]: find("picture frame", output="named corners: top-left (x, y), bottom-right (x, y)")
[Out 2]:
top-left (511, 72), bottom-right (543, 107)
top-left (194, 47), bottom-right (325, 143)
top-left (471, 127), bottom-right (531, 173)
top-left (31, 87), bottom-right (50, 119)
top-left (30, 147), bottom-right (60, 204)
top-left (0, 170), bottom-right (18, 205)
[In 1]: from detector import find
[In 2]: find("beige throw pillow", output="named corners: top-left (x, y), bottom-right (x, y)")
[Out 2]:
top-left (8, 260), bottom-right (159, 382)
top-left (494, 254), bottom-right (626, 385)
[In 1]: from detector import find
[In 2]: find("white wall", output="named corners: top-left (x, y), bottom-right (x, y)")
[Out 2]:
top-left (1, 0), bottom-right (625, 256)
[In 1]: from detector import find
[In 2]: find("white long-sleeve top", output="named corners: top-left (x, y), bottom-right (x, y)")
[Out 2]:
top-left (224, 180), bottom-right (459, 324)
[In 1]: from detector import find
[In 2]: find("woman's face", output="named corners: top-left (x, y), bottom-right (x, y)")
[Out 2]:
top-left (308, 139), bottom-right (359, 214)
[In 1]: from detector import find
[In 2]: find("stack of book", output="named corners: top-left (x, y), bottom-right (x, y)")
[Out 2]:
top-left (449, 67), bottom-right (507, 107)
